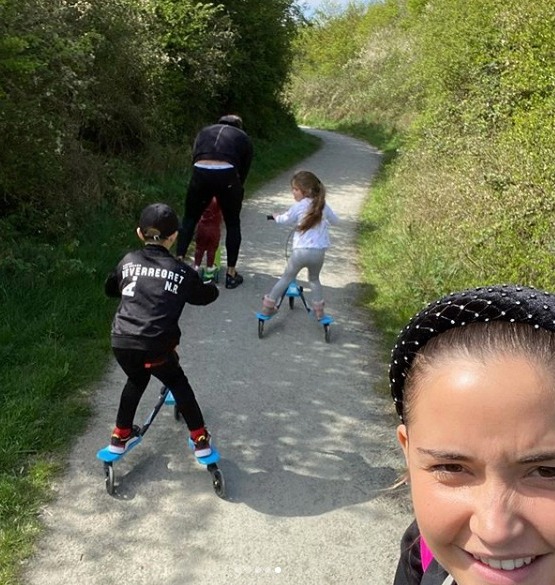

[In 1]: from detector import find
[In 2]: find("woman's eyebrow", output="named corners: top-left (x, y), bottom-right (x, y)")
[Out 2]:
top-left (417, 448), bottom-right (555, 464)
top-left (416, 448), bottom-right (470, 461)
top-left (517, 452), bottom-right (555, 464)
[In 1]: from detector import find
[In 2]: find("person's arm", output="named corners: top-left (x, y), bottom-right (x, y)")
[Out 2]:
top-left (324, 204), bottom-right (340, 225)
top-left (240, 136), bottom-right (253, 184)
top-left (104, 269), bottom-right (121, 298)
top-left (182, 267), bottom-right (219, 306)
top-left (274, 203), bottom-right (300, 226)
top-left (234, 131), bottom-right (253, 184)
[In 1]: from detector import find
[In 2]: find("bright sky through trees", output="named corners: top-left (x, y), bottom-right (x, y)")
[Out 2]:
top-left (300, 0), bottom-right (371, 16)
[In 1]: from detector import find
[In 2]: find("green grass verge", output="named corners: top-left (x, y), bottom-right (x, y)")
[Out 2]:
top-left (0, 126), bottom-right (320, 584)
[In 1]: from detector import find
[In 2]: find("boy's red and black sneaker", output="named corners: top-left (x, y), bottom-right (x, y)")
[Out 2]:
top-left (108, 425), bottom-right (141, 454)
top-left (190, 429), bottom-right (212, 458)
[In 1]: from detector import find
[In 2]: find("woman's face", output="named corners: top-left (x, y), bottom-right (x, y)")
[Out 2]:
top-left (397, 355), bottom-right (555, 585)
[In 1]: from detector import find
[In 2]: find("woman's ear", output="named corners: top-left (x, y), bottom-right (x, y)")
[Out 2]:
top-left (136, 227), bottom-right (145, 241)
top-left (397, 424), bottom-right (409, 462)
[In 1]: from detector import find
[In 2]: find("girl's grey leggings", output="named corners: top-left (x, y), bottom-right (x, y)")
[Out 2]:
top-left (268, 248), bottom-right (326, 303)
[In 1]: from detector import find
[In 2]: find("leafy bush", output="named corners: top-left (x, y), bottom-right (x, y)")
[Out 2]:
top-left (0, 0), bottom-right (301, 238)
top-left (292, 0), bottom-right (555, 336)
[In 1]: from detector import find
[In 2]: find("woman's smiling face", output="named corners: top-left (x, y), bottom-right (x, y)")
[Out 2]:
top-left (397, 355), bottom-right (555, 585)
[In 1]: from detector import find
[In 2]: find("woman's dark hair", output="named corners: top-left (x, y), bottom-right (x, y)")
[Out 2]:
top-left (402, 321), bottom-right (555, 426)
top-left (389, 285), bottom-right (555, 424)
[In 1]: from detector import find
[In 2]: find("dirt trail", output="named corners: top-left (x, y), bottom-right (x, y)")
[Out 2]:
top-left (23, 128), bottom-right (411, 585)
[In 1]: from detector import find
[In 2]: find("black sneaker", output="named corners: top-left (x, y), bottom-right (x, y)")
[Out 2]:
top-left (225, 272), bottom-right (244, 289)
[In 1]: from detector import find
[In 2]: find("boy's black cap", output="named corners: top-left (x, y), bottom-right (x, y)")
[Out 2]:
top-left (139, 203), bottom-right (179, 240)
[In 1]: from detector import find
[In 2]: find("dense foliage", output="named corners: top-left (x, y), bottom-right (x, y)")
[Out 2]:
top-left (0, 0), bottom-right (301, 240)
top-left (0, 6), bottom-right (311, 578)
top-left (290, 0), bottom-right (555, 336)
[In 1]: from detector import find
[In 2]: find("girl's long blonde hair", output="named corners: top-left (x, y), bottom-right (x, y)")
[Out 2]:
top-left (292, 170), bottom-right (326, 232)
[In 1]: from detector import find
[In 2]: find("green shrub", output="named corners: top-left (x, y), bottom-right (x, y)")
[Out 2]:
top-left (293, 0), bottom-right (555, 339)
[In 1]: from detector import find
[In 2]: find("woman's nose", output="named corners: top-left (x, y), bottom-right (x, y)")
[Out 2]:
top-left (468, 481), bottom-right (525, 546)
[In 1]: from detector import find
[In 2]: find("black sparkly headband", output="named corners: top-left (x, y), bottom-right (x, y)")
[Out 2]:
top-left (389, 285), bottom-right (555, 421)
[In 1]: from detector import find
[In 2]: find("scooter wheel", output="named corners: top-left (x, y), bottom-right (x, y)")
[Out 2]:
top-left (289, 296), bottom-right (295, 310)
top-left (211, 468), bottom-right (226, 499)
top-left (324, 324), bottom-right (331, 344)
top-left (258, 319), bottom-right (264, 339)
top-left (104, 463), bottom-right (115, 495)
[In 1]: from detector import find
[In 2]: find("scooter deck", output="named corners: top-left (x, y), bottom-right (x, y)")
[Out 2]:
top-left (97, 437), bottom-right (221, 465)
top-left (97, 436), bottom-right (143, 463)
top-left (256, 311), bottom-right (275, 321)
top-left (318, 315), bottom-right (334, 326)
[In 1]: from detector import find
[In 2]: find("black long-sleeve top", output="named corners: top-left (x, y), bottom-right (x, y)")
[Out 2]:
top-left (105, 245), bottom-right (218, 351)
top-left (192, 123), bottom-right (253, 184)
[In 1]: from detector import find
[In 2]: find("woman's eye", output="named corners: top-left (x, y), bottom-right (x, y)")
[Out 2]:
top-left (536, 466), bottom-right (555, 479)
top-left (431, 463), bottom-right (464, 474)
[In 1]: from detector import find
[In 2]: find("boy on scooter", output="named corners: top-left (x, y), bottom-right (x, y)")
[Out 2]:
top-left (104, 203), bottom-right (218, 457)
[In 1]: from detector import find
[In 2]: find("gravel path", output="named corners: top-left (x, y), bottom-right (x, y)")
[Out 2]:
top-left (23, 128), bottom-right (412, 585)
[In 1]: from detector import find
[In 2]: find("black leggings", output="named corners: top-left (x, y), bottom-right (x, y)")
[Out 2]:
top-left (176, 166), bottom-right (244, 266)
top-left (112, 348), bottom-right (205, 432)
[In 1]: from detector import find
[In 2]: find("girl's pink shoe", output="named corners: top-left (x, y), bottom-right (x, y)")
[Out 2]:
top-left (261, 295), bottom-right (277, 316)
top-left (312, 300), bottom-right (325, 320)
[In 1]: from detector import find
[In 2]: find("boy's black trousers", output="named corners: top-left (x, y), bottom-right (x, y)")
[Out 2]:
top-left (112, 348), bottom-right (205, 432)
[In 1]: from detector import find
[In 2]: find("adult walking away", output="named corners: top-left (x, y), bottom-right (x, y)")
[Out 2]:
top-left (176, 114), bottom-right (253, 289)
